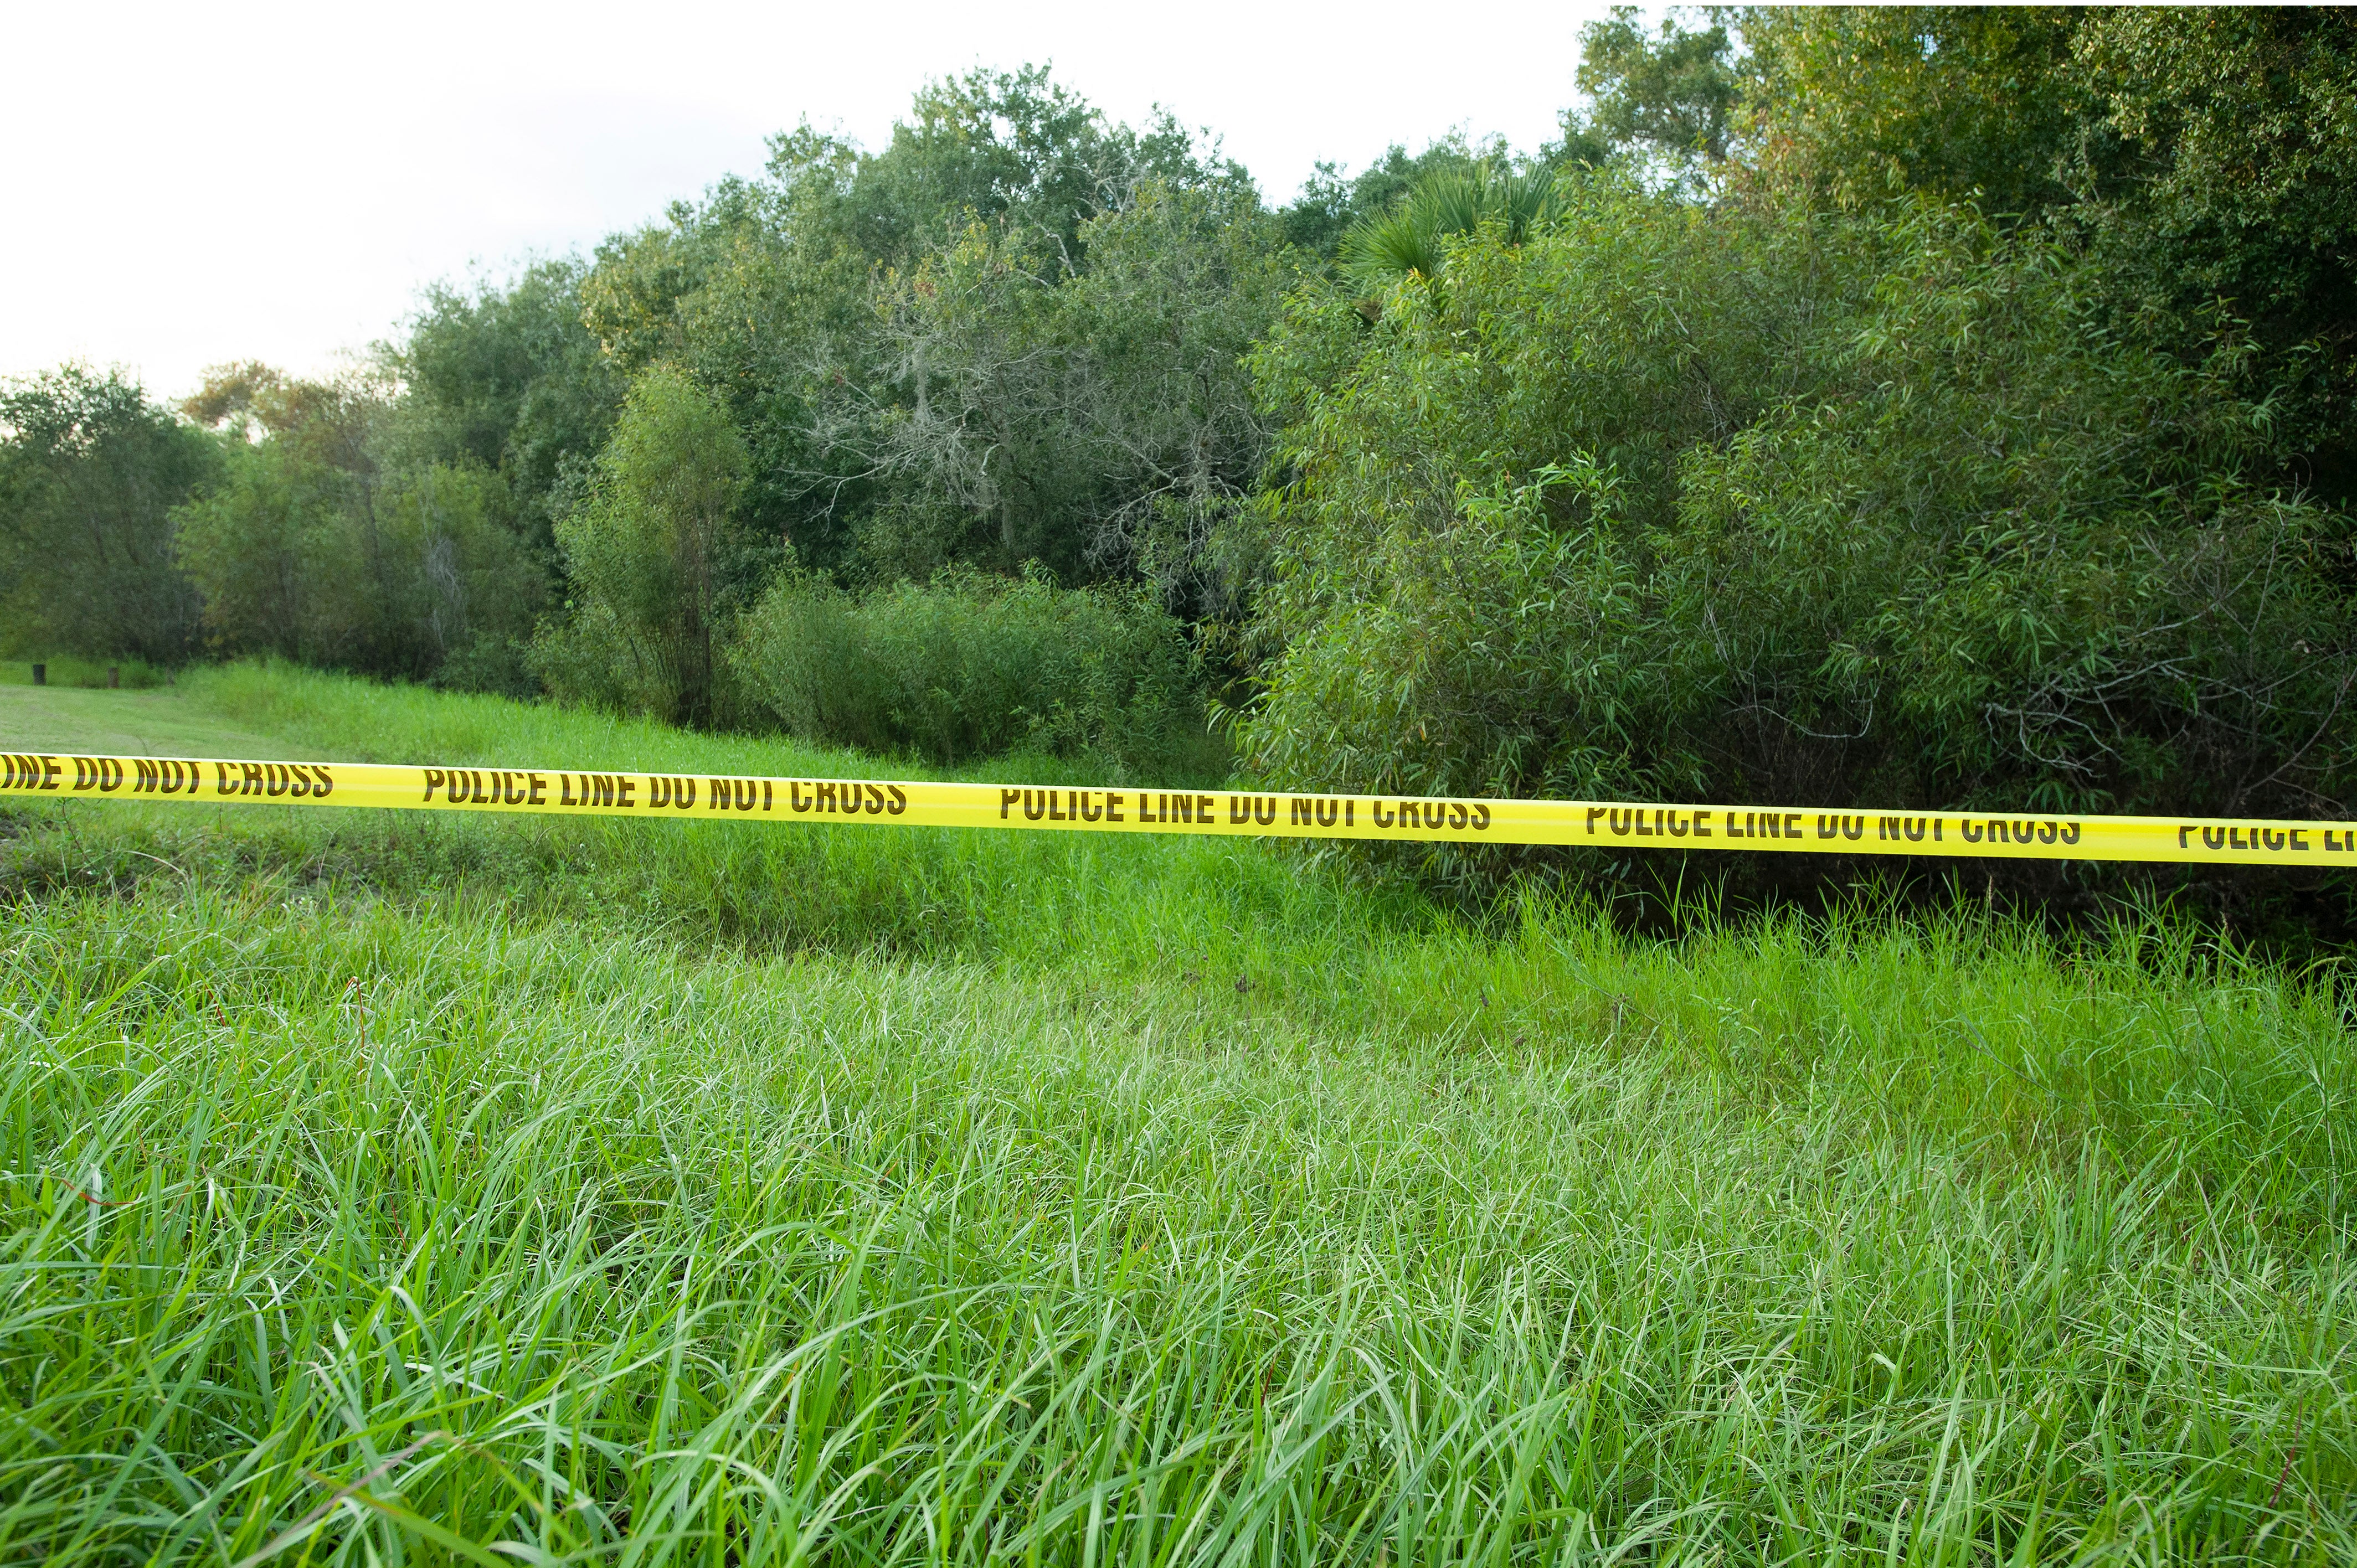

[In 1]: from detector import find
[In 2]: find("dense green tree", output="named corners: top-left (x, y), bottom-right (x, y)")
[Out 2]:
top-left (173, 364), bottom-right (544, 686)
top-left (1737, 7), bottom-right (2087, 214)
top-left (2063, 8), bottom-right (2357, 505)
top-left (174, 448), bottom-right (542, 684)
top-left (534, 368), bottom-right (755, 726)
top-left (1242, 184), bottom-right (2355, 896)
top-left (1589, 8), bottom-right (2357, 507)
top-left (395, 258), bottom-right (623, 544)
top-left (0, 365), bottom-right (218, 663)
top-left (733, 564), bottom-right (1200, 773)
top-left (820, 65), bottom-right (1228, 270)
top-left (572, 65), bottom-right (1274, 593)
top-left (1575, 5), bottom-right (1742, 169)
top-left (855, 179), bottom-right (1294, 601)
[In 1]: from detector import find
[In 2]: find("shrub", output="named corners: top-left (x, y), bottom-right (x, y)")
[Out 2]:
top-left (1242, 185), bottom-right (2357, 895)
top-left (731, 565), bottom-right (1202, 775)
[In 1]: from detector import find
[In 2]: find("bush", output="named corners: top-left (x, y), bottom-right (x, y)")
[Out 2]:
top-left (1242, 184), bottom-right (2357, 895)
top-left (731, 565), bottom-right (1202, 775)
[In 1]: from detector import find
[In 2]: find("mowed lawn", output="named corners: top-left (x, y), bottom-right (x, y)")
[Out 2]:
top-left (2, 668), bottom-right (2353, 1564)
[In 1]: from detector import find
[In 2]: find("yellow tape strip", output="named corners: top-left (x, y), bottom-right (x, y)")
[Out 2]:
top-left (0, 751), bottom-right (2346, 866)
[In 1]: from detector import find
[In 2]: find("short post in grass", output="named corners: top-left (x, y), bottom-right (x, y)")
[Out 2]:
top-left (30, 663), bottom-right (43, 687)
top-left (107, 666), bottom-right (119, 689)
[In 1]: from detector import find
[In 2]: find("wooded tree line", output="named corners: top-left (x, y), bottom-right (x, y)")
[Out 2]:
top-left (7, 8), bottom-right (2357, 870)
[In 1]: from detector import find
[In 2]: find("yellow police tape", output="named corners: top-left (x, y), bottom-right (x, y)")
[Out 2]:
top-left (0, 750), bottom-right (2348, 866)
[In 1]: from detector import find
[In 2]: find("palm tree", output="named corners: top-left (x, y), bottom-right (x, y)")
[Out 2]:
top-left (1339, 164), bottom-right (1567, 288)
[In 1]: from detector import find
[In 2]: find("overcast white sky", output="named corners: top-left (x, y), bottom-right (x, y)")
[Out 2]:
top-left (3, 0), bottom-right (1619, 400)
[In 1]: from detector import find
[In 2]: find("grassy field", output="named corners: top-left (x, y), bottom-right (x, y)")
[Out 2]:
top-left (2, 667), bottom-right (2353, 1564)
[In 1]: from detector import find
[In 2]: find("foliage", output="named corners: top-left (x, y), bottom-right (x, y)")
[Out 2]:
top-left (171, 438), bottom-right (364, 666)
top-left (1736, 7), bottom-right (2088, 215)
top-left (1243, 185), bottom-right (2357, 896)
top-left (535, 367), bottom-right (756, 726)
top-left (1596, 9), bottom-right (2357, 507)
top-left (171, 367), bottom-right (544, 689)
top-left (1276, 135), bottom-right (1501, 259)
top-left (855, 179), bottom-right (1294, 606)
top-left (1574, 4), bottom-right (1742, 169)
top-left (0, 366), bottom-right (218, 663)
top-left (2062, 8), bottom-right (2357, 506)
top-left (816, 63), bottom-right (1229, 271)
top-left (1339, 165), bottom-right (1566, 289)
top-left (732, 564), bottom-right (1201, 773)
top-left (572, 66), bottom-right (1264, 594)
top-left (394, 257), bottom-right (624, 545)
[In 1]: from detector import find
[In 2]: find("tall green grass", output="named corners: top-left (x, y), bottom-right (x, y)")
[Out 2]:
top-left (0, 663), bottom-right (1372, 962)
top-left (2, 666), bottom-right (2353, 1561)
